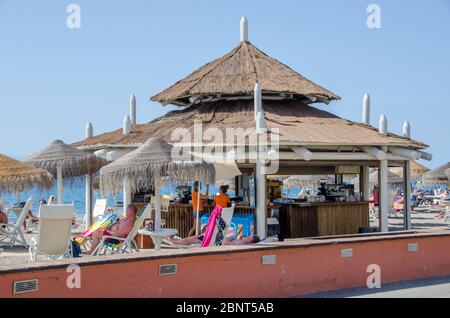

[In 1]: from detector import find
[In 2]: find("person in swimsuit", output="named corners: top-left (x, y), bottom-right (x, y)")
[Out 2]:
top-left (87, 204), bottom-right (137, 255)
top-left (167, 234), bottom-right (260, 246)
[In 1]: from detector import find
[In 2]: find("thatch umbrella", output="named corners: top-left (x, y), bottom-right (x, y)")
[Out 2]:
top-left (0, 154), bottom-right (53, 194)
top-left (369, 170), bottom-right (403, 186)
top-left (422, 162), bottom-right (450, 186)
top-left (390, 161), bottom-right (430, 180)
top-left (24, 140), bottom-right (107, 203)
top-left (100, 138), bottom-right (215, 231)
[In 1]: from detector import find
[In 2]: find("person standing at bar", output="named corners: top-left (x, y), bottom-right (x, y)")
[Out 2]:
top-left (213, 185), bottom-right (231, 208)
top-left (189, 181), bottom-right (209, 237)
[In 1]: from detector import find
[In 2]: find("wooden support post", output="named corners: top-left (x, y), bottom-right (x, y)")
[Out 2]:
top-left (360, 166), bottom-right (370, 201)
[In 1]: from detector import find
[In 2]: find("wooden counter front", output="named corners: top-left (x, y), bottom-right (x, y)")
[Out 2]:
top-left (279, 202), bottom-right (370, 239)
top-left (139, 203), bottom-right (254, 240)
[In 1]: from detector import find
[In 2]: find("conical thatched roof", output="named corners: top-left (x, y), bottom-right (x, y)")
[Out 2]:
top-left (422, 162), bottom-right (450, 185)
top-left (390, 161), bottom-right (430, 179)
top-left (74, 100), bottom-right (427, 150)
top-left (100, 138), bottom-right (215, 194)
top-left (0, 154), bottom-right (53, 193)
top-left (24, 140), bottom-right (107, 178)
top-left (151, 41), bottom-right (340, 106)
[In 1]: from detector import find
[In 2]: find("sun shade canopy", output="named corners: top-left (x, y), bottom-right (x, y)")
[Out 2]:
top-left (100, 138), bottom-right (215, 194)
top-left (24, 140), bottom-right (107, 178)
top-left (0, 154), bottom-right (53, 193)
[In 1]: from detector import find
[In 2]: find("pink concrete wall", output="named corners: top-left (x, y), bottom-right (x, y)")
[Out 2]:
top-left (2, 235), bottom-right (450, 297)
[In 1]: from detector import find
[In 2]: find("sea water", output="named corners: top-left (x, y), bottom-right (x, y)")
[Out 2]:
top-left (0, 177), bottom-right (235, 220)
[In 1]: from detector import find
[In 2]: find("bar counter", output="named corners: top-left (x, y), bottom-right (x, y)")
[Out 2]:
top-left (278, 201), bottom-right (370, 239)
top-left (151, 203), bottom-right (254, 238)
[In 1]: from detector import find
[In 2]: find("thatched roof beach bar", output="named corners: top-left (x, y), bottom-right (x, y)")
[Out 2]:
top-left (74, 17), bottom-right (432, 239)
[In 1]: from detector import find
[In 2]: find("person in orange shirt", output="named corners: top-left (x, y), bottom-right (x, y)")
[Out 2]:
top-left (213, 185), bottom-right (231, 209)
top-left (189, 182), bottom-right (209, 237)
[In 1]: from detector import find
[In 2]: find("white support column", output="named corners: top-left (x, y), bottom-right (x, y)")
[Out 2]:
top-left (361, 166), bottom-right (370, 201)
top-left (379, 159), bottom-right (389, 232)
top-left (123, 177), bottom-right (132, 214)
top-left (255, 161), bottom-right (267, 238)
top-left (85, 122), bottom-right (94, 228)
top-left (154, 172), bottom-right (162, 231)
top-left (57, 163), bottom-right (63, 204)
top-left (15, 192), bottom-right (20, 204)
top-left (403, 160), bottom-right (412, 230)
top-left (85, 174), bottom-right (93, 228)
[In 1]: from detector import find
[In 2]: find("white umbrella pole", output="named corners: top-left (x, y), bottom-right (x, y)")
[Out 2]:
top-left (85, 173), bottom-right (93, 228)
top-left (57, 164), bottom-right (63, 204)
top-left (154, 172), bottom-right (162, 231)
top-left (15, 192), bottom-right (20, 204)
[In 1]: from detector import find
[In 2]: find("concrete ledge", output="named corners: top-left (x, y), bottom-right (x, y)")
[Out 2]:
top-left (1, 230), bottom-right (450, 297)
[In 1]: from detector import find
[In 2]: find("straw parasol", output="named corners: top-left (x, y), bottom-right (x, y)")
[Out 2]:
top-left (390, 161), bottom-right (430, 180)
top-left (422, 162), bottom-right (450, 186)
top-left (0, 154), bottom-right (53, 193)
top-left (100, 138), bottom-right (215, 232)
top-left (369, 170), bottom-right (403, 186)
top-left (24, 140), bottom-right (107, 203)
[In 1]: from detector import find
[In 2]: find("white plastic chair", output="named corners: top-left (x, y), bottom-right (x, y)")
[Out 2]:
top-left (92, 199), bottom-right (108, 220)
top-left (29, 204), bottom-right (74, 262)
top-left (92, 204), bottom-right (150, 255)
top-left (149, 196), bottom-right (170, 228)
top-left (0, 197), bottom-right (33, 247)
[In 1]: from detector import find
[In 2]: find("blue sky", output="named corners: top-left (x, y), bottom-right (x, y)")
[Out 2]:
top-left (0, 0), bottom-right (449, 167)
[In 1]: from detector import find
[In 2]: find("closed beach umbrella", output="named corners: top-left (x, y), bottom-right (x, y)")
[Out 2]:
top-left (24, 140), bottom-right (106, 203)
top-left (100, 138), bottom-right (215, 231)
top-left (422, 162), bottom-right (450, 186)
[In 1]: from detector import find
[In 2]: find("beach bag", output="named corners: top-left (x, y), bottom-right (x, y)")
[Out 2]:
top-left (71, 240), bottom-right (82, 258)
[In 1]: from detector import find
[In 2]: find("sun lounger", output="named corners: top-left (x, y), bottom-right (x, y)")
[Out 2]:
top-left (0, 197), bottom-right (33, 247)
top-left (29, 204), bottom-right (74, 261)
top-left (73, 213), bottom-right (118, 253)
top-left (162, 206), bottom-right (235, 249)
top-left (91, 204), bottom-right (149, 255)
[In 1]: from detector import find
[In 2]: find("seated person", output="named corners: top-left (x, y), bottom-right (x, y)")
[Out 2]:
top-left (213, 185), bottom-right (231, 208)
top-left (167, 233), bottom-right (260, 246)
top-left (86, 204), bottom-right (137, 255)
top-left (24, 199), bottom-right (45, 231)
top-left (0, 207), bottom-right (8, 224)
